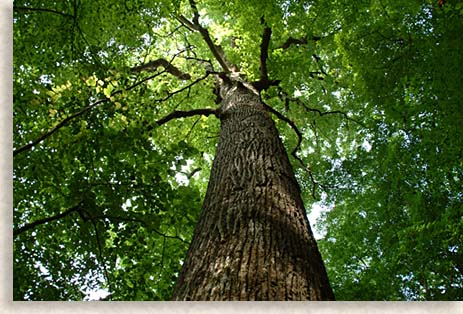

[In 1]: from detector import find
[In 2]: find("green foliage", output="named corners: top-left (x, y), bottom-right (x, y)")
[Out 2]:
top-left (314, 0), bottom-right (463, 300)
top-left (13, 0), bottom-right (462, 300)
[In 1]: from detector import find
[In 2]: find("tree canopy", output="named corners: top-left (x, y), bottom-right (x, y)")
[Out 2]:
top-left (13, 0), bottom-right (463, 300)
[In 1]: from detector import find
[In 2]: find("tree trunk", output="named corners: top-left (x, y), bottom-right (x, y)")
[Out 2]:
top-left (172, 81), bottom-right (334, 300)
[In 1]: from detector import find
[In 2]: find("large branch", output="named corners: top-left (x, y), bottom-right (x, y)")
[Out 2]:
top-left (261, 102), bottom-right (302, 158)
top-left (156, 108), bottom-right (217, 126)
top-left (251, 17), bottom-right (279, 92)
top-left (131, 58), bottom-right (191, 80)
top-left (13, 200), bottom-right (189, 244)
top-left (259, 18), bottom-right (272, 83)
top-left (177, 0), bottom-right (233, 73)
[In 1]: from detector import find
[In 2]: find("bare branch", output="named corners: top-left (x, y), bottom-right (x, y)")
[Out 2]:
top-left (261, 102), bottom-right (302, 158)
top-left (131, 58), bottom-right (191, 80)
top-left (156, 72), bottom-right (212, 103)
top-left (181, 167), bottom-right (202, 179)
top-left (184, 116), bottom-right (202, 139)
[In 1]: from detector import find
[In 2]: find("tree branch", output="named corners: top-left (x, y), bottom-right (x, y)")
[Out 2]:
top-left (176, 15), bottom-right (199, 32)
top-left (13, 99), bottom-right (108, 157)
top-left (277, 88), bottom-right (366, 127)
top-left (259, 17), bottom-right (272, 83)
top-left (181, 167), bottom-right (202, 179)
top-left (280, 37), bottom-right (306, 49)
top-left (155, 73), bottom-right (211, 103)
top-left (14, 44), bottom-right (211, 157)
top-left (131, 58), bottom-right (191, 80)
top-left (95, 214), bottom-right (190, 244)
top-left (13, 5), bottom-right (75, 19)
top-left (261, 102), bottom-right (302, 158)
top-left (279, 36), bottom-right (321, 49)
top-left (262, 102), bottom-right (324, 199)
top-left (178, 0), bottom-right (233, 73)
top-left (251, 17), bottom-right (279, 92)
top-left (278, 36), bottom-right (330, 78)
top-left (88, 216), bottom-right (113, 296)
top-left (156, 108), bottom-right (217, 126)
top-left (13, 70), bottom-right (167, 157)
top-left (13, 202), bottom-right (83, 237)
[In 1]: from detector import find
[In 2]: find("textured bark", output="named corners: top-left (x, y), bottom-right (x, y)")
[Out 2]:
top-left (172, 81), bottom-right (334, 300)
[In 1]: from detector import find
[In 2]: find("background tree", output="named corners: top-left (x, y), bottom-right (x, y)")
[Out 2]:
top-left (13, 0), bottom-right (463, 300)
top-left (313, 0), bottom-right (463, 300)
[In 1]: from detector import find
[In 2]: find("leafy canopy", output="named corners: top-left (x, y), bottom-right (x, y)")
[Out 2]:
top-left (13, 0), bottom-right (463, 300)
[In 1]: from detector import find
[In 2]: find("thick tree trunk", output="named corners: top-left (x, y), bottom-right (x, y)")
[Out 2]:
top-left (172, 81), bottom-right (334, 300)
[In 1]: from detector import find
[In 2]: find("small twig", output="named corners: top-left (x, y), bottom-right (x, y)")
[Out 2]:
top-left (184, 116), bottom-right (202, 139)
top-left (74, 24), bottom-right (106, 68)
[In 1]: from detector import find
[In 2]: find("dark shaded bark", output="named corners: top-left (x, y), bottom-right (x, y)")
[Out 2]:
top-left (172, 81), bottom-right (334, 300)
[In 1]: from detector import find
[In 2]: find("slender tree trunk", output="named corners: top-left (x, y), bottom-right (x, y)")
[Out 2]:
top-left (172, 81), bottom-right (334, 300)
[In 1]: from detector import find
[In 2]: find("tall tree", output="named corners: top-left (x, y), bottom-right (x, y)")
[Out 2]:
top-left (13, 0), bottom-right (463, 301)
top-left (172, 65), bottom-right (333, 299)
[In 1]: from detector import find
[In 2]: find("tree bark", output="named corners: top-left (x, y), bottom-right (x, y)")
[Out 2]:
top-left (172, 81), bottom-right (334, 300)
